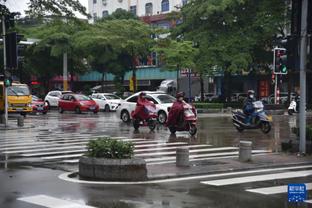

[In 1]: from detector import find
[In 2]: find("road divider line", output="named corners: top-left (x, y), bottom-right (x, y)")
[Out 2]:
top-left (201, 170), bottom-right (312, 186)
top-left (17, 194), bottom-right (95, 208)
top-left (246, 183), bottom-right (312, 195)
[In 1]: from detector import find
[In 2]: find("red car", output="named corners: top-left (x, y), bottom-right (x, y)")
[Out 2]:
top-left (31, 95), bottom-right (49, 114)
top-left (58, 94), bottom-right (99, 114)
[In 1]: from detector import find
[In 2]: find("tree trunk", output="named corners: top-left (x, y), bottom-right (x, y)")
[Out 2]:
top-left (200, 73), bottom-right (204, 102)
top-left (224, 71), bottom-right (232, 102)
top-left (101, 72), bottom-right (105, 93)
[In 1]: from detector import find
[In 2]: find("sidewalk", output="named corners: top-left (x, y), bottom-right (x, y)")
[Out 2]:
top-left (147, 153), bottom-right (312, 180)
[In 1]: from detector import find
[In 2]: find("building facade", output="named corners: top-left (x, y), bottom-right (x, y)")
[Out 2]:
top-left (88, 0), bottom-right (187, 22)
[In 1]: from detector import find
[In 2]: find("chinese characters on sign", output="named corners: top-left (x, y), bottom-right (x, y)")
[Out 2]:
top-left (288, 184), bottom-right (307, 202)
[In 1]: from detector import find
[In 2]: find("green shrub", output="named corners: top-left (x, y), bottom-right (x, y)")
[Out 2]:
top-left (86, 137), bottom-right (134, 159)
top-left (193, 103), bottom-right (224, 109)
top-left (291, 126), bottom-right (312, 140)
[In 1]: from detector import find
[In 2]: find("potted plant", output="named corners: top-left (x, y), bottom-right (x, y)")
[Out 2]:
top-left (79, 137), bottom-right (147, 181)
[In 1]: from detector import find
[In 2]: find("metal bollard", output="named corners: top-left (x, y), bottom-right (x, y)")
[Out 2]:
top-left (239, 141), bottom-right (252, 162)
top-left (17, 116), bottom-right (24, 127)
top-left (176, 147), bottom-right (190, 167)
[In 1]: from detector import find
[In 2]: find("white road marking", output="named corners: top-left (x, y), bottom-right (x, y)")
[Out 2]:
top-left (147, 153), bottom-right (277, 165)
top-left (18, 195), bottom-right (95, 208)
top-left (201, 170), bottom-right (312, 186)
top-left (134, 144), bottom-right (211, 153)
top-left (3, 146), bottom-right (85, 154)
top-left (144, 150), bottom-right (270, 162)
top-left (246, 183), bottom-right (312, 195)
top-left (136, 147), bottom-right (238, 157)
top-left (306, 200), bottom-right (312, 204)
top-left (134, 142), bottom-right (188, 147)
top-left (22, 144), bottom-right (207, 157)
top-left (58, 164), bottom-right (312, 185)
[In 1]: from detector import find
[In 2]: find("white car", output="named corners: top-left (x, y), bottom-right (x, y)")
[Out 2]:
top-left (44, 90), bottom-right (72, 108)
top-left (117, 91), bottom-right (176, 124)
top-left (91, 93), bottom-right (122, 112)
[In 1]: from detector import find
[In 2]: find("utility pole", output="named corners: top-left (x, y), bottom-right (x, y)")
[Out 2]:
top-left (2, 15), bottom-right (8, 126)
top-left (63, 52), bottom-right (68, 91)
top-left (299, 0), bottom-right (308, 154)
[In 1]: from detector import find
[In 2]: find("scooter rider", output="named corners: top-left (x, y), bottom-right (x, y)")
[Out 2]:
top-left (132, 92), bottom-right (149, 119)
top-left (243, 90), bottom-right (256, 124)
top-left (167, 92), bottom-right (185, 127)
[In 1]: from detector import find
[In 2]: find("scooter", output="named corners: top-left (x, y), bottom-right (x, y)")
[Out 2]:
top-left (167, 101), bottom-right (197, 136)
top-left (288, 98), bottom-right (299, 115)
top-left (232, 101), bottom-right (272, 134)
top-left (131, 104), bottom-right (158, 131)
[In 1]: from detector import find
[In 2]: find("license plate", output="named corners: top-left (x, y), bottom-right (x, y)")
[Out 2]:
top-left (89, 106), bottom-right (95, 110)
top-left (37, 107), bottom-right (43, 111)
top-left (16, 108), bottom-right (23, 112)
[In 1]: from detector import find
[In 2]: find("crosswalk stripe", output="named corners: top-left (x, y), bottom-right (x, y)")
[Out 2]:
top-left (21, 144), bottom-right (211, 157)
top-left (17, 195), bottom-right (95, 208)
top-left (246, 183), bottom-right (312, 195)
top-left (306, 200), bottom-right (312, 204)
top-left (134, 144), bottom-right (211, 153)
top-left (0, 139), bottom-right (149, 152)
top-left (135, 147), bottom-right (238, 157)
top-left (146, 153), bottom-right (277, 165)
top-left (144, 150), bottom-right (270, 162)
top-left (200, 170), bottom-right (312, 186)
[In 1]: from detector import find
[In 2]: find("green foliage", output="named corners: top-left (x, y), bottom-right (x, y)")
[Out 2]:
top-left (193, 103), bottom-right (224, 109)
top-left (153, 39), bottom-right (198, 70)
top-left (100, 8), bottom-right (139, 21)
top-left (25, 0), bottom-right (89, 18)
top-left (174, 0), bottom-right (288, 74)
top-left (86, 138), bottom-right (134, 159)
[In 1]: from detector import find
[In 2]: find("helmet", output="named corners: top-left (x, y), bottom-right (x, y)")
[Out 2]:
top-left (176, 92), bottom-right (185, 98)
top-left (247, 90), bottom-right (255, 98)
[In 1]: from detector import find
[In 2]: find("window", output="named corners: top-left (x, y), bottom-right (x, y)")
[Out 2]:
top-left (146, 96), bottom-right (158, 104)
top-left (102, 0), bottom-right (107, 5)
top-left (93, 0), bottom-right (97, 4)
top-left (127, 96), bottom-right (138, 103)
top-left (182, 0), bottom-right (188, 6)
top-left (93, 13), bottom-right (97, 20)
top-left (161, 0), bottom-right (169, 12)
top-left (130, 5), bottom-right (137, 16)
top-left (102, 10), bottom-right (109, 17)
top-left (145, 3), bottom-right (153, 16)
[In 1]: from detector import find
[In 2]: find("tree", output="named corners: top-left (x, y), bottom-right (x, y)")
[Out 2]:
top-left (100, 8), bottom-right (138, 21)
top-left (24, 0), bottom-right (89, 18)
top-left (153, 39), bottom-right (198, 93)
top-left (174, 0), bottom-right (288, 101)
top-left (73, 19), bottom-right (154, 93)
top-left (23, 19), bottom-right (89, 92)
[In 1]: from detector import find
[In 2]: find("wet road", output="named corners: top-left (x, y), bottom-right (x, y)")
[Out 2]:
top-left (0, 111), bottom-right (311, 208)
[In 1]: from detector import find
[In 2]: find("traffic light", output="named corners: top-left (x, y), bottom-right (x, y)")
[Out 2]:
top-left (5, 32), bottom-right (18, 69)
top-left (4, 71), bottom-right (12, 87)
top-left (273, 48), bottom-right (287, 74)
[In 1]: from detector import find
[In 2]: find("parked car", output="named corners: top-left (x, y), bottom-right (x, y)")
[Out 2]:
top-left (262, 92), bottom-right (296, 104)
top-left (194, 93), bottom-right (219, 102)
top-left (91, 93), bottom-right (122, 112)
top-left (117, 91), bottom-right (176, 124)
top-left (31, 95), bottom-right (49, 114)
top-left (58, 94), bottom-right (99, 114)
top-left (231, 93), bottom-right (247, 102)
top-left (44, 90), bottom-right (72, 108)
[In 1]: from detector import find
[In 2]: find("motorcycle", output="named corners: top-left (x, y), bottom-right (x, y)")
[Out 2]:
top-left (288, 97), bottom-right (300, 115)
top-left (232, 101), bottom-right (272, 134)
top-left (131, 102), bottom-right (158, 131)
top-left (167, 101), bottom-right (197, 136)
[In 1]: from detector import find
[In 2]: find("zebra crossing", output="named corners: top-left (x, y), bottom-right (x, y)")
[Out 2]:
top-left (0, 132), bottom-right (273, 166)
top-left (200, 164), bottom-right (312, 204)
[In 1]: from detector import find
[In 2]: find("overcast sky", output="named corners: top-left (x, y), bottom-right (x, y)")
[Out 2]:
top-left (3, 0), bottom-right (89, 18)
